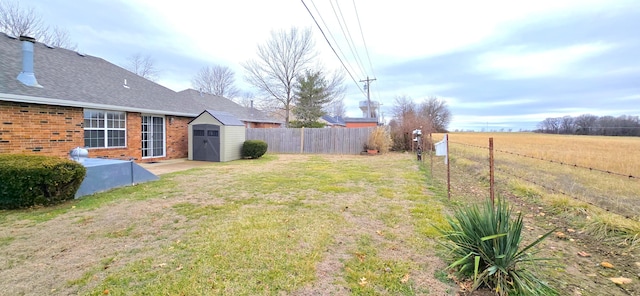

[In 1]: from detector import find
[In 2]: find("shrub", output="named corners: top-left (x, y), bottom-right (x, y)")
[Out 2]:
top-left (0, 154), bottom-right (87, 209)
top-left (437, 198), bottom-right (556, 295)
top-left (365, 127), bottom-right (392, 153)
top-left (242, 140), bottom-right (268, 159)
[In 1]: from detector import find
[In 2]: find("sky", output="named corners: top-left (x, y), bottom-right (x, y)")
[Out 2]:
top-left (23, 0), bottom-right (640, 131)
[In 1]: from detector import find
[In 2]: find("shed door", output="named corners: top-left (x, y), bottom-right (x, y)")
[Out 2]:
top-left (193, 124), bottom-right (220, 162)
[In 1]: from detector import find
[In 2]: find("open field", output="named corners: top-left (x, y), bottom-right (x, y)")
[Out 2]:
top-left (434, 132), bottom-right (640, 219)
top-left (1, 150), bottom-right (639, 295)
top-left (440, 132), bottom-right (640, 177)
top-left (430, 132), bottom-right (640, 294)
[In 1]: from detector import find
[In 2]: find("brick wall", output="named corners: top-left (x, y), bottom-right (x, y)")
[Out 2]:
top-left (88, 113), bottom-right (191, 162)
top-left (166, 115), bottom-right (189, 159)
top-left (246, 122), bottom-right (281, 128)
top-left (0, 101), bottom-right (83, 157)
top-left (0, 101), bottom-right (192, 162)
top-left (345, 122), bottom-right (378, 128)
top-left (89, 112), bottom-right (142, 160)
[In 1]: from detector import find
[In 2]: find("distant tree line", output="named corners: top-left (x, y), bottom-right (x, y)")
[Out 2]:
top-left (536, 114), bottom-right (640, 136)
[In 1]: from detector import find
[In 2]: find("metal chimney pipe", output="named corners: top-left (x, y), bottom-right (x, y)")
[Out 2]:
top-left (16, 36), bottom-right (42, 88)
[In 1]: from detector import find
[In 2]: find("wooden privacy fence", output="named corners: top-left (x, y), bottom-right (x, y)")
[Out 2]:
top-left (246, 127), bottom-right (375, 154)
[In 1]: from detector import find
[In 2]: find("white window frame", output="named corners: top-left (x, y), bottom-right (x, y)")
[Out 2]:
top-left (83, 109), bottom-right (127, 148)
top-left (141, 114), bottom-right (166, 158)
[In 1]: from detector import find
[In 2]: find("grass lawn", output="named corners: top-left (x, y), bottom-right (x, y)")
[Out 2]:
top-left (0, 153), bottom-right (457, 295)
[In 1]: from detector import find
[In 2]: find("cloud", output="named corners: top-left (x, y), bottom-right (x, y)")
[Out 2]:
top-left (475, 43), bottom-right (615, 79)
top-left (28, 0), bottom-right (640, 130)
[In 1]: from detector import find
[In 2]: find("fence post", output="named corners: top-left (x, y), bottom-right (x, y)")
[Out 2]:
top-left (446, 133), bottom-right (451, 200)
top-left (300, 127), bottom-right (304, 154)
top-left (429, 133), bottom-right (433, 179)
top-left (489, 137), bottom-right (495, 205)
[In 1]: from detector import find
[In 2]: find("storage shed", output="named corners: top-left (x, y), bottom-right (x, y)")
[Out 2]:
top-left (188, 110), bottom-right (245, 162)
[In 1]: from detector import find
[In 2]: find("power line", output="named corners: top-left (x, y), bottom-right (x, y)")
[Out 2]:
top-left (351, 0), bottom-right (381, 107)
top-left (331, 0), bottom-right (367, 79)
top-left (352, 0), bottom-right (376, 79)
top-left (309, 0), bottom-right (361, 82)
top-left (301, 0), bottom-right (366, 97)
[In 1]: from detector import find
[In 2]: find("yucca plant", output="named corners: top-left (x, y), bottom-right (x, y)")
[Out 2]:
top-left (437, 198), bottom-right (557, 295)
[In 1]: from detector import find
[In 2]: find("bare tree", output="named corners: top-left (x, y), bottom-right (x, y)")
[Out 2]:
top-left (323, 69), bottom-right (346, 101)
top-left (537, 117), bottom-right (561, 133)
top-left (560, 115), bottom-right (575, 134)
top-left (419, 96), bottom-right (451, 132)
top-left (392, 95), bottom-right (417, 123)
top-left (243, 27), bottom-right (316, 127)
top-left (234, 91), bottom-right (255, 109)
top-left (325, 97), bottom-right (346, 117)
top-left (192, 65), bottom-right (239, 98)
top-left (124, 53), bottom-right (159, 81)
top-left (389, 95), bottom-right (434, 151)
top-left (40, 26), bottom-right (76, 50)
top-left (574, 114), bottom-right (598, 135)
top-left (0, 0), bottom-right (76, 49)
top-left (0, 1), bottom-right (44, 37)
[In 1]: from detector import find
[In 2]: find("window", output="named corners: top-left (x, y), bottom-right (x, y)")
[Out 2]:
top-left (83, 110), bottom-right (126, 148)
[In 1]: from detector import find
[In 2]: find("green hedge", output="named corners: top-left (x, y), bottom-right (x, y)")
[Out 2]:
top-left (0, 154), bottom-right (87, 209)
top-left (241, 140), bottom-right (268, 159)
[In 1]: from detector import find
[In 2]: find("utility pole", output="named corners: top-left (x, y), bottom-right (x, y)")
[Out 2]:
top-left (360, 76), bottom-right (376, 118)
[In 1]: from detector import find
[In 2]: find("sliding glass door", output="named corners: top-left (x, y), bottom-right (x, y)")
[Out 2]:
top-left (141, 115), bottom-right (165, 158)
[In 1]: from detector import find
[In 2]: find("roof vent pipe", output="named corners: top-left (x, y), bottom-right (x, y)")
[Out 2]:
top-left (16, 36), bottom-right (42, 88)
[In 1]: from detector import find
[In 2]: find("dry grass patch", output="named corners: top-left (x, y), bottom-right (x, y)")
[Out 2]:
top-left (440, 133), bottom-right (640, 176)
top-left (436, 132), bottom-right (640, 219)
top-left (427, 132), bottom-right (640, 295)
top-left (0, 153), bottom-right (456, 295)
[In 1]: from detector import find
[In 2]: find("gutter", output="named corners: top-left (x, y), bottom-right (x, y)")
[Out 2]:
top-left (0, 93), bottom-right (199, 117)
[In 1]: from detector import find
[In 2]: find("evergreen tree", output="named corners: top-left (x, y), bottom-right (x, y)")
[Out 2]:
top-left (293, 70), bottom-right (331, 126)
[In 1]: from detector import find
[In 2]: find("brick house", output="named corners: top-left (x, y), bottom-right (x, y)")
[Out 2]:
top-left (320, 115), bottom-right (346, 128)
top-left (0, 34), bottom-right (280, 162)
top-left (344, 117), bottom-right (379, 128)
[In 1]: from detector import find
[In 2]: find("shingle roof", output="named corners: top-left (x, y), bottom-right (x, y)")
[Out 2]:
top-left (176, 89), bottom-right (281, 124)
top-left (344, 117), bottom-right (379, 123)
top-left (0, 34), bottom-right (189, 114)
top-left (0, 34), bottom-right (281, 125)
top-left (321, 115), bottom-right (346, 126)
top-left (195, 110), bottom-right (244, 126)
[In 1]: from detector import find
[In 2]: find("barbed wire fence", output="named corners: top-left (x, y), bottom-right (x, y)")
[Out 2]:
top-left (423, 135), bottom-right (639, 221)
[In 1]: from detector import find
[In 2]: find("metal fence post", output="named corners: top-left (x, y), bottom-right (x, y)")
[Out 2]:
top-left (446, 133), bottom-right (451, 200)
top-left (489, 137), bottom-right (495, 205)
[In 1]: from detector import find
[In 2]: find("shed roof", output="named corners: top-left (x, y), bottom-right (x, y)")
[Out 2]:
top-left (190, 110), bottom-right (245, 126)
top-left (176, 89), bottom-right (281, 124)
